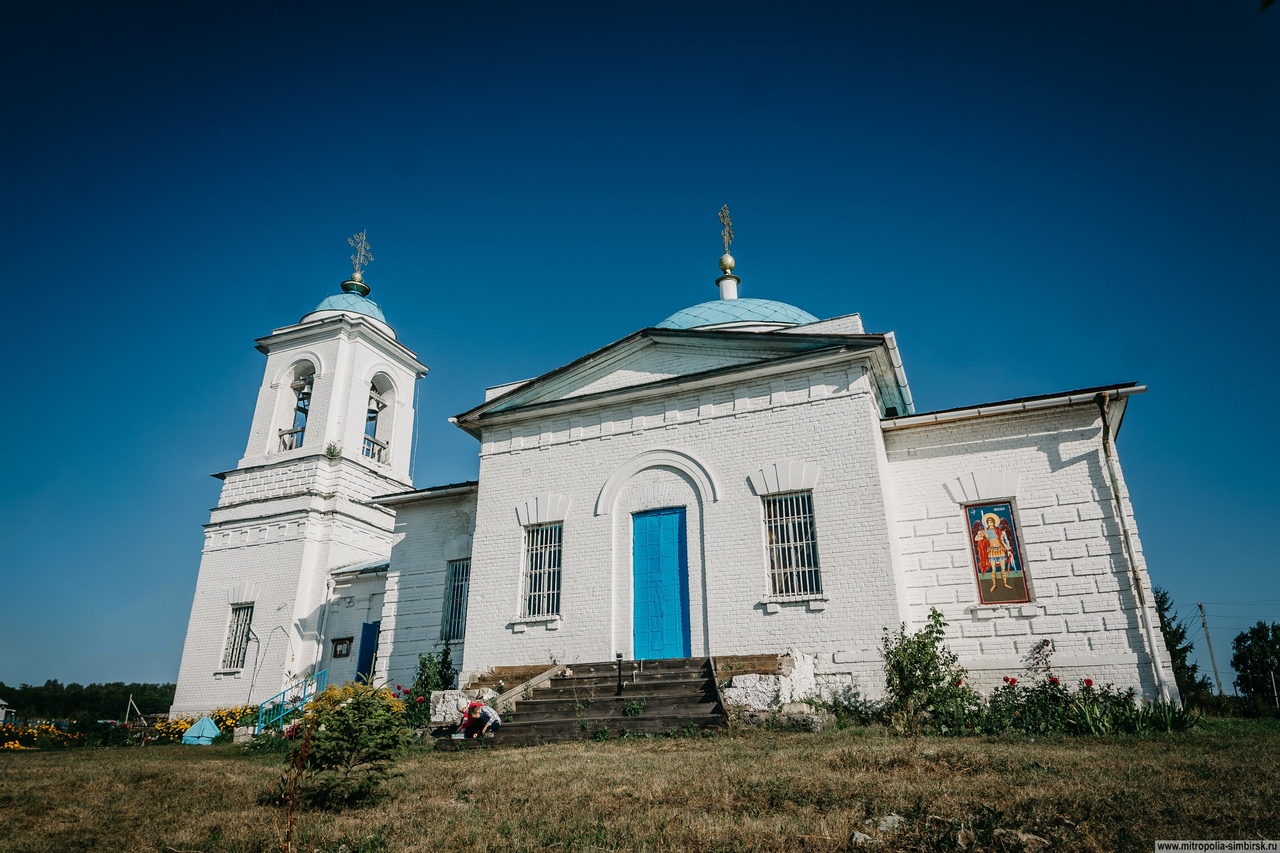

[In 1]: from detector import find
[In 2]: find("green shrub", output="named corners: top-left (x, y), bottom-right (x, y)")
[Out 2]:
top-left (881, 609), bottom-right (982, 735)
top-left (399, 642), bottom-right (457, 728)
top-left (1190, 692), bottom-right (1280, 719)
top-left (984, 676), bottom-right (1072, 736)
top-left (979, 675), bottom-right (1199, 737)
top-left (72, 720), bottom-right (134, 748)
top-left (243, 731), bottom-right (295, 754)
top-left (812, 684), bottom-right (881, 728)
top-left (1141, 699), bottom-right (1200, 733)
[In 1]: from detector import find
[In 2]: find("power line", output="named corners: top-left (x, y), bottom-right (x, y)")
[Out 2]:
top-left (1195, 600), bottom-right (1280, 606)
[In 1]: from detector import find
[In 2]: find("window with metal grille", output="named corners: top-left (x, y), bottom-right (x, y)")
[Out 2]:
top-left (762, 491), bottom-right (823, 598)
top-left (522, 523), bottom-right (562, 617)
top-left (443, 558), bottom-right (471, 641)
top-left (222, 603), bottom-right (254, 669)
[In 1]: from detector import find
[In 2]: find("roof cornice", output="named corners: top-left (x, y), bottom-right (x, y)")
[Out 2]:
top-left (368, 481), bottom-right (479, 506)
top-left (880, 383), bottom-right (1144, 431)
top-left (254, 314), bottom-right (427, 376)
top-left (453, 326), bottom-right (889, 434)
top-left (455, 344), bottom-right (882, 437)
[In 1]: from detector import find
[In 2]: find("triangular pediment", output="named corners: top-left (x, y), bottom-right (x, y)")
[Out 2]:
top-left (457, 328), bottom-right (886, 429)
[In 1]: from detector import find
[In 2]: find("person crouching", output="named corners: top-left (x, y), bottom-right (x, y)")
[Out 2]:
top-left (458, 700), bottom-right (501, 739)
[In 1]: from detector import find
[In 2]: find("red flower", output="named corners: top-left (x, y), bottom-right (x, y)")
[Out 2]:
top-left (1084, 678), bottom-right (1094, 688)
top-left (396, 684), bottom-right (402, 691)
top-left (416, 696), bottom-right (425, 703)
top-left (1049, 677), bottom-right (1060, 685)
top-left (955, 680), bottom-right (963, 688)
top-left (1008, 677), bottom-right (1017, 686)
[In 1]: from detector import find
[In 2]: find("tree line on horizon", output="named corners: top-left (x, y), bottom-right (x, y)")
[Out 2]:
top-left (1, 595), bottom-right (1275, 721)
top-left (1155, 587), bottom-right (1280, 712)
top-left (0, 681), bottom-right (175, 722)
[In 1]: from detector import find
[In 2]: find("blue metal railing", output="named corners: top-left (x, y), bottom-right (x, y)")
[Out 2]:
top-left (257, 669), bottom-right (327, 731)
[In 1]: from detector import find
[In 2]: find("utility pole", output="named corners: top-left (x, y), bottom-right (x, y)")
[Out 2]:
top-left (1199, 603), bottom-right (1224, 695)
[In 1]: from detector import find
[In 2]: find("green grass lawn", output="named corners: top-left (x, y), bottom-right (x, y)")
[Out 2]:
top-left (2, 719), bottom-right (1278, 852)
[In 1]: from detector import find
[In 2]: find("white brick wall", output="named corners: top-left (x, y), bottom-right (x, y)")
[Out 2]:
top-left (368, 341), bottom-right (1174, 705)
top-left (316, 573), bottom-right (386, 686)
top-left (456, 356), bottom-right (906, 685)
top-left (562, 342), bottom-right (765, 399)
top-left (375, 494), bottom-right (476, 689)
top-left (883, 403), bottom-right (1177, 701)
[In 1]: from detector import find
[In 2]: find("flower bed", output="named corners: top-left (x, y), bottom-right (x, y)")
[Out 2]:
top-left (1, 723), bottom-right (85, 750)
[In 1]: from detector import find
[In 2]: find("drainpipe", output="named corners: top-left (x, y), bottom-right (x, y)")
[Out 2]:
top-left (1095, 393), bottom-right (1171, 703)
top-left (313, 577), bottom-right (335, 673)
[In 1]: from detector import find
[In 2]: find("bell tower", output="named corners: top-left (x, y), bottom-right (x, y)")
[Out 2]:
top-left (171, 233), bottom-right (427, 714)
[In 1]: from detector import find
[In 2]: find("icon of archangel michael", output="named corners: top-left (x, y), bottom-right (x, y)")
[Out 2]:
top-left (966, 501), bottom-right (1031, 605)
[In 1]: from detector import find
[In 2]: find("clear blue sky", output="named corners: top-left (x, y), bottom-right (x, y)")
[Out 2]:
top-left (2, 1), bottom-right (1276, 689)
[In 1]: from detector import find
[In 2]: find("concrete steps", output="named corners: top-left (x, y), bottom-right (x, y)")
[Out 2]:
top-left (442, 657), bottom-right (727, 747)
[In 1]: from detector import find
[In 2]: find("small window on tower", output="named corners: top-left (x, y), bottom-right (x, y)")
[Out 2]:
top-left (221, 603), bottom-right (255, 670)
top-left (331, 637), bottom-right (353, 658)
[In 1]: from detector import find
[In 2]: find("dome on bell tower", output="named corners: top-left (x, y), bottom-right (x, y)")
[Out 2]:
top-left (299, 230), bottom-right (396, 338)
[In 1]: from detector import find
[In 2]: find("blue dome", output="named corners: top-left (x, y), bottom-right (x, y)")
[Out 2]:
top-left (310, 291), bottom-right (387, 323)
top-left (657, 298), bottom-right (818, 330)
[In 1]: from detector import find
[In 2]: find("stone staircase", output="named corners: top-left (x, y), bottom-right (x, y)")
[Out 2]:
top-left (446, 657), bottom-right (728, 746)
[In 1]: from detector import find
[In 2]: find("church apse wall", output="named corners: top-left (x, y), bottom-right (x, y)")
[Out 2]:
top-left (883, 402), bottom-right (1178, 701)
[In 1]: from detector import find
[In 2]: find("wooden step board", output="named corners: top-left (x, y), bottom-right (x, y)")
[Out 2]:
top-left (464, 664), bottom-right (552, 692)
top-left (440, 657), bottom-right (727, 747)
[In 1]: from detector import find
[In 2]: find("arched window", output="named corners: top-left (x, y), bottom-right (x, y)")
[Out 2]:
top-left (362, 374), bottom-right (395, 463)
top-left (278, 363), bottom-right (315, 451)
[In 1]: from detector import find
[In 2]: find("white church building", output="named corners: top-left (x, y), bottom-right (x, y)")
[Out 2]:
top-left (170, 227), bottom-right (1178, 715)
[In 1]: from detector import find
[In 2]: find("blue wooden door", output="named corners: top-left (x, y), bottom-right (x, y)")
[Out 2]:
top-left (355, 620), bottom-right (380, 684)
top-left (632, 508), bottom-right (690, 660)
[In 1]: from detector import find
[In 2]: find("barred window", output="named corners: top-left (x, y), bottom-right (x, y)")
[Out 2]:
top-left (522, 523), bottom-right (562, 618)
top-left (443, 558), bottom-right (471, 641)
top-left (222, 603), bottom-right (254, 669)
top-left (763, 491), bottom-right (823, 598)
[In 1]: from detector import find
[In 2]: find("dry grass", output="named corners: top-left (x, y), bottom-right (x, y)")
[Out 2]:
top-left (2, 718), bottom-right (1278, 852)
